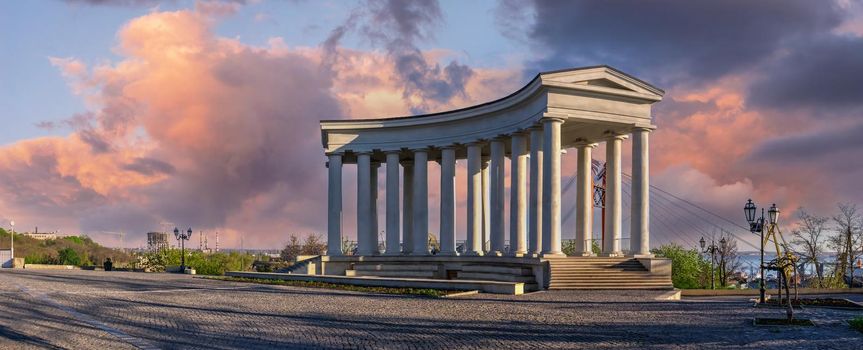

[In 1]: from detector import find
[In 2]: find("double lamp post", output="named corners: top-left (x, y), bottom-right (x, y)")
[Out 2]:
top-left (700, 236), bottom-right (727, 290)
top-left (744, 199), bottom-right (780, 304)
top-left (174, 227), bottom-right (193, 272)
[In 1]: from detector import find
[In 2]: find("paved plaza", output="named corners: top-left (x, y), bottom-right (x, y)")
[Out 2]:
top-left (0, 270), bottom-right (861, 349)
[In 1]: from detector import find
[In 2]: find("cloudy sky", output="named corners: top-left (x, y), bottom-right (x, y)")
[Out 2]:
top-left (1, 0), bottom-right (862, 249)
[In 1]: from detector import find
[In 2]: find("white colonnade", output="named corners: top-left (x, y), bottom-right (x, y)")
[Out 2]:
top-left (323, 123), bottom-right (652, 258)
top-left (321, 66), bottom-right (662, 258)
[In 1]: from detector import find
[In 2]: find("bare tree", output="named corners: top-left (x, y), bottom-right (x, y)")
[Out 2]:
top-left (280, 235), bottom-right (302, 262)
top-left (717, 233), bottom-right (742, 287)
top-left (828, 203), bottom-right (862, 286)
top-left (790, 208), bottom-right (828, 287)
top-left (300, 234), bottom-right (327, 256)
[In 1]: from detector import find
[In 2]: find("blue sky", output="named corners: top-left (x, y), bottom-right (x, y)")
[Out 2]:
top-left (0, 0), bottom-right (521, 146)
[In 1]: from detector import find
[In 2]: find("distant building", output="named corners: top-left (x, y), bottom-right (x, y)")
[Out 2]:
top-left (147, 232), bottom-right (169, 252)
top-left (22, 227), bottom-right (57, 240)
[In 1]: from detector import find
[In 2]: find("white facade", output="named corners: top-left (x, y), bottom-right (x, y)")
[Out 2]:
top-left (321, 66), bottom-right (663, 258)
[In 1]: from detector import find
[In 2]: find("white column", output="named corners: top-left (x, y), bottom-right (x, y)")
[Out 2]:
top-left (370, 162), bottom-right (379, 254)
top-left (356, 153), bottom-right (373, 255)
top-left (412, 149), bottom-right (429, 255)
top-left (481, 159), bottom-right (491, 253)
top-left (604, 134), bottom-right (627, 257)
top-left (631, 128), bottom-right (652, 256)
top-left (327, 153), bottom-right (343, 256)
top-left (439, 147), bottom-right (457, 255)
top-left (510, 133), bottom-right (527, 256)
top-left (541, 118), bottom-right (565, 257)
top-left (402, 161), bottom-right (414, 254)
top-left (385, 152), bottom-right (401, 255)
top-left (489, 138), bottom-right (506, 256)
top-left (528, 127), bottom-right (543, 256)
top-left (466, 143), bottom-right (484, 256)
top-left (575, 142), bottom-right (596, 256)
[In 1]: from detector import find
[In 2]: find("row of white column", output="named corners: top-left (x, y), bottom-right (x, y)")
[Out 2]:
top-left (326, 120), bottom-right (651, 257)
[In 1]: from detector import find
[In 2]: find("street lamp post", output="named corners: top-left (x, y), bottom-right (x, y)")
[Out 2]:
top-left (744, 199), bottom-right (780, 304)
top-left (174, 227), bottom-right (193, 272)
top-left (700, 236), bottom-right (727, 290)
top-left (9, 220), bottom-right (13, 267)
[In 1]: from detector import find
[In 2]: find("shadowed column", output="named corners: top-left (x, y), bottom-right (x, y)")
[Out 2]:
top-left (401, 161), bottom-right (414, 254)
top-left (439, 147), bottom-right (457, 255)
top-left (575, 141), bottom-right (596, 256)
top-left (631, 128), bottom-right (652, 256)
top-left (326, 153), bottom-right (343, 256)
top-left (489, 138), bottom-right (506, 256)
top-left (370, 162), bottom-right (379, 254)
top-left (412, 149), bottom-right (429, 255)
top-left (603, 134), bottom-right (627, 257)
top-left (356, 152), bottom-right (373, 255)
top-left (465, 143), bottom-right (484, 256)
top-left (510, 132), bottom-right (527, 256)
top-left (528, 127), bottom-right (543, 257)
top-left (481, 158), bottom-right (491, 253)
top-left (385, 151), bottom-right (401, 255)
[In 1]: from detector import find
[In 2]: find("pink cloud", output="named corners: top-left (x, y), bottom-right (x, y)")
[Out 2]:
top-left (0, 7), bottom-right (521, 248)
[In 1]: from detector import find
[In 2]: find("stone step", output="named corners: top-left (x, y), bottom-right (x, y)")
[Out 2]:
top-left (548, 262), bottom-right (645, 267)
top-left (550, 273), bottom-right (668, 279)
top-left (550, 261), bottom-right (644, 266)
top-left (551, 268), bottom-right (647, 273)
top-left (548, 285), bottom-right (674, 290)
top-left (460, 265), bottom-right (533, 275)
top-left (353, 264), bottom-right (439, 272)
top-left (549, 263), bottom-right (645, 268)
top-left (549, 267), bottom-right (647, 271)
top-left (549, 281), bottom-right (672, 287)
top-left (352, 270), bottom-right (436, 278)
top-left (549, 278), bottom-right (671, 283)
top-left (524, 283), bottom-right (540, 292)
top-left (457, 272), bottom-right (536, 283)
top-left (547, 259), bottom-right (635, 262)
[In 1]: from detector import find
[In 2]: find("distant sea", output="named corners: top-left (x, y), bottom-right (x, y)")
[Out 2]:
top-left (736, 252), bottom-right (863, 279)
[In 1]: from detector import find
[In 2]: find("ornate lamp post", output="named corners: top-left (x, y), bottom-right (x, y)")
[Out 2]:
top-left (174, 227), bottom-right (193, 272)
top-left (700, 236), bottom-right (726, 290)
top-left (744, 199), bottom-right (780, 304)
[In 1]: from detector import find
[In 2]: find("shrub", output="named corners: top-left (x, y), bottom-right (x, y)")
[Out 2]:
top-left (58, 248), bottom-right (82, 266)
top-left (652, 243), bottom-right (710, 289)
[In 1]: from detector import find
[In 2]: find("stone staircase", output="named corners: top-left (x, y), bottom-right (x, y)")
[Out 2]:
top-left (275, 256), bottom-right (321, 274)
top-left (348, 264), bottom-right (439, 278)
top-left (345, 262), bottom-right (541, 292)
top-left (456, 264), bottom-right (540, 292)
top-left (547, 257), bottom-right (673, 290)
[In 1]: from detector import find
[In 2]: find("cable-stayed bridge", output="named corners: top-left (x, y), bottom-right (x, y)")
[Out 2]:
top-left (560, 160), bottom-right (760, 253)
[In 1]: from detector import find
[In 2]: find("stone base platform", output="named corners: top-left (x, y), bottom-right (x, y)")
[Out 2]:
top-left (225, 271), bottom-right (525, 294)
top-left (275, 255), bottom-right (672, 292)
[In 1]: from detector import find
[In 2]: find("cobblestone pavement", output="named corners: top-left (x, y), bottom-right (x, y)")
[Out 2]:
top-left (1, 269), bottom-right (861, 349)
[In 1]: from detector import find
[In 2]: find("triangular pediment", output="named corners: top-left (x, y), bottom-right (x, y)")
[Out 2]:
top-left (540, 65), bottom-right (664, 99)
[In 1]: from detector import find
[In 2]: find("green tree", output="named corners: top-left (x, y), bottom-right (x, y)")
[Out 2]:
top-left (57, 248), bottom-right (82, 266)
top-left (652, 243), bottom-right (710, 289)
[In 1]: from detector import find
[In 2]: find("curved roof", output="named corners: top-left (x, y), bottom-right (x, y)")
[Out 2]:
top-left (320, 66), bottom-right (663, 158)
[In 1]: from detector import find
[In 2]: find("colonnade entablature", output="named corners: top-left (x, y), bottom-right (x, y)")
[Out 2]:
top-left (320, 65), bottom-right (664, 258)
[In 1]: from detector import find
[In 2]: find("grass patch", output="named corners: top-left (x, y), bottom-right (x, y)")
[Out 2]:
top-left (850, 317), bottom-right (863, 333)
top-left (753, 318), bottom-right (815, 326)
top-left (202, 276), bottom-right (468, 297)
